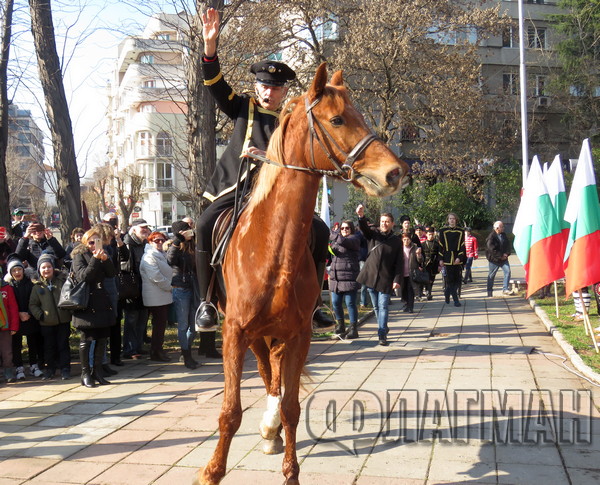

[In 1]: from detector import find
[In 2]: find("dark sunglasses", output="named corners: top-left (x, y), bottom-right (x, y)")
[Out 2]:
top-left (153, 239), bottom-right (166, 244)
top-left (340, 226), bottom-right (351, 230)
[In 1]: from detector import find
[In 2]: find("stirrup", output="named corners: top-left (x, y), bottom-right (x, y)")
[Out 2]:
top-left (195, 302), bottom-right (218, 332)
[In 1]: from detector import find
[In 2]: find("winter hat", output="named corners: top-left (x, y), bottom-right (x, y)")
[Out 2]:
top-left (171, 220), bottom-right (190, 236)
top-left (37, 251), bottom-right (56, 273)
top-left (7, 255), bottom-right (24, 276)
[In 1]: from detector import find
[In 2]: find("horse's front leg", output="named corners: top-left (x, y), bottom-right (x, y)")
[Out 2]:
top-left (280, 330), bottom-right (311, 484)
top-left (195, 319), bottom-right (247, 485)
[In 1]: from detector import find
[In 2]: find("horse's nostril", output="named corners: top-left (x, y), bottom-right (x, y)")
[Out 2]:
top-left (386, 168), bottom-right (400, 185)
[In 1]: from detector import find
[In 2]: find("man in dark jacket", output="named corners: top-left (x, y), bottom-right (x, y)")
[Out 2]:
top-left (15, 223), bottom-right (66, 272)
top-left (355, 204), bottom-right (403, 346)
top-left (121, 218), bottom-right (150, 359)
top-left (439, 213), bottom-right (466, 307)
top-left (486, 220), bottom-right (512, 297)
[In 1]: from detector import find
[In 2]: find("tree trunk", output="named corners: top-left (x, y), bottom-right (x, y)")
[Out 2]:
top-left (29, 0), bottom-right (82, 240)
top-left (0, 0), bottom-right (15, 230)
top-left (187, 0), bottom-right (223, 220)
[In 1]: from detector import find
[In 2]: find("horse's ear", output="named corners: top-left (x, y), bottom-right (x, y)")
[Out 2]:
top-left (330, 70), bottom-right (344, 86)
top-left (308, 62), bottom-right (328, 101)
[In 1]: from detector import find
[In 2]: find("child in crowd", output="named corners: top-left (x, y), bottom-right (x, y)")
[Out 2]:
top-left (0, 268), bottom-right (20, 383)
top-left (28, 253), bottom-right (72, 380)
top-left (6, 257), bottom-right (44, 379)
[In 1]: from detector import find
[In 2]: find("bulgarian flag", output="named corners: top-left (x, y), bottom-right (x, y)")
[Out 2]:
top-left (544, 154), bottom-right (570, 252)
top-left (513, 156), bottom-right (565, 298)
top-left (563, 139), bottom-right (600, 296)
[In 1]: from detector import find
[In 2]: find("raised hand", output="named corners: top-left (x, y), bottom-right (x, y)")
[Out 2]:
top-left (202, 8), bottom-right (220, 57)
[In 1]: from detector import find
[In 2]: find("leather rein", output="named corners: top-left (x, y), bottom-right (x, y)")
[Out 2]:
top-left (246, 94), bottom-right (379, 182)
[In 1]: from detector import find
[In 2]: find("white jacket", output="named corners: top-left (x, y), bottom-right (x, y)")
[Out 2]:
top-left (140, 245), bottom-right (173, 307)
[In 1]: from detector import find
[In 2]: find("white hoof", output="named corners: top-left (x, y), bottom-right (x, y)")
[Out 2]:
top-left (262, 435), bottom-right (284, 455)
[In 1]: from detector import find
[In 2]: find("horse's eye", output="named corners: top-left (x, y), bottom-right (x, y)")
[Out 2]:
top-left (330, 116), bottom-right (344, 127)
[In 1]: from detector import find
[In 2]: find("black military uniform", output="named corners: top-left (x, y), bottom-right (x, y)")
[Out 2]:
top-left (438, 226), bottom-right (466, 306)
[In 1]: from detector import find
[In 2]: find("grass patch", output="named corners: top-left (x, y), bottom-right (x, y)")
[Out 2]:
top-left (532, 285), bottom-right (600, 373)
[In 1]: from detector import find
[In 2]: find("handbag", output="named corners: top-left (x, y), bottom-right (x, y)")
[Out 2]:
top-left (117, 271), bottom-right (140, 300)
top-left (117, 246), bottom-right (141, 300)
top-left (58, 274), bottom-right (89, 311)
top-left (411, 267), bottom-right (430, 285)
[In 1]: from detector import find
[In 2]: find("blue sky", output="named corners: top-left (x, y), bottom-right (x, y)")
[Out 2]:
top-left (9, 1), bottom-right (178, 177)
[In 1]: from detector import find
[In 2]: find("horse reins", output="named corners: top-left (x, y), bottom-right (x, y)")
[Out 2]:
top-left (245, 94), bottom-right (379, 182)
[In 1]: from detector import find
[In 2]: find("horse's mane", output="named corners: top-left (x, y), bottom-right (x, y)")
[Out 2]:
top-left (247, 95), bottom-right (302, 212)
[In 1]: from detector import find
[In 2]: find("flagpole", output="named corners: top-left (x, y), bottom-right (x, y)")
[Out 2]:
top-left (579, 290), bottom-right (599, 353)
top-left (518, 0), bottom-right (529, 186)
top-left (553, 281), bottom-right (559, 318)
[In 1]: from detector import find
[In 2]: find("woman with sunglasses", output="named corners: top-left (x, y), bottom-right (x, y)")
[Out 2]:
top-left (140, 231), bottom-right (173, 362)
top-left (71, 228), bottom-right (116, 387)
top-left (328, 220), bottom-right (361, 339)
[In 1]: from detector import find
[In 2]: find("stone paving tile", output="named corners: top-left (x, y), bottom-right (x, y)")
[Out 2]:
top-left (0, 457), bottom-right (60, 479)
top-left (25, 459), bottom-right (110, 484)
top-left (497, 463), bottom-right (569, 485)
top-left (16, 441), bottom-right (89, 460)
top-left (68, 443), bottom-right (139, 463)
top-left (86, 463), bottom-right (170, 485)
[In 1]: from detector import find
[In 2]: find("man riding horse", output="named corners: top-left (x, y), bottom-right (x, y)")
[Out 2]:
top-left (196, 8), bottom-right (334, 331)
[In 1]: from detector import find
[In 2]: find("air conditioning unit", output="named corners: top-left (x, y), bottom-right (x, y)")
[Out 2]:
top-left (536, 96), bottom-right (551, 107)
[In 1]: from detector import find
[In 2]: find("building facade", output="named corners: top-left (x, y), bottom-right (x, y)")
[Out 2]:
top-left (6, 103), bottom-right (47, 216)
top-left (107, 13), bottom-right (189, 226)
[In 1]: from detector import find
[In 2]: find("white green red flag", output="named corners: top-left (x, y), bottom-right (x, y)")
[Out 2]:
top-left (544, 154), bottom-right (570, 251)
top-left (513, 156), bottom-right (565, 298)
top-left (563, 139), bottom-right (600, 295)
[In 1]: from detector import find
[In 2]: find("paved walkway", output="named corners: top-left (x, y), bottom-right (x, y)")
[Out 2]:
top-left (1, 259), bottom-right (599, 484)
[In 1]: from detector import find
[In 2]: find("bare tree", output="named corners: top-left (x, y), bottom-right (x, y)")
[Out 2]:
top-left (114, 167), bottom-right (144, 232)
top-left (29, 0), bottom-right (82, 239)
top-left (0, 0), bottom-right (15, 229)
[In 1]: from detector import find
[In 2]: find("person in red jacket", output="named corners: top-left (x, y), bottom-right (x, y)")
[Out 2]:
top-left (463, 227), bottom-right (478, 284)
top-left (0, 278), bottom-right (20, 383)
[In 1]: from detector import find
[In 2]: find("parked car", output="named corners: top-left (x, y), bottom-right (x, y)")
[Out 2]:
top-left (155, 225), bottom-right (174, 238)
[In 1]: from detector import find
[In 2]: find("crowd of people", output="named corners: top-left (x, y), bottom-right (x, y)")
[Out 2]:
top-left (0, 213), bottom-right (222, 388)
top-left (326, 206), bottom-right (514, 346)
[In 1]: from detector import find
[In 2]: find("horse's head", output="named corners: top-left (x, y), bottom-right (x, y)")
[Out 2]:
top-left (298, 62), bottom-right (409, 197)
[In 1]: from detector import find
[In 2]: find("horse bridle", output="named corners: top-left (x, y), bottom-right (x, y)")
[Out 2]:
top-left (246, 94), bottom-right (379, 182)
top-left (304, 96), bottom-right (378, 182)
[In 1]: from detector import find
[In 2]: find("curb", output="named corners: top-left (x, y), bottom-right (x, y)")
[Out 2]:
top-left (528, 298), bottom-right (600, 385)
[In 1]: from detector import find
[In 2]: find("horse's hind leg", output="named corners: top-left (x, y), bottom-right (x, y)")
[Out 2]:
top-left (196, 321), bottom-right (247, 485)
top-left (280, 332), bottom-right (311, 484)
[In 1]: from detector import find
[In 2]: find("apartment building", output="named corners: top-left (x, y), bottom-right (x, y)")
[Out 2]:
top-left (6, 103), bottom-right (47, 214)
top-left (107, 13), bottom-right (189, 226)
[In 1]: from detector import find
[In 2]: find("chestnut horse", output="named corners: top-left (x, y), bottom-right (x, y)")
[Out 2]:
top-left (195, 63), bottom-right (409, 485)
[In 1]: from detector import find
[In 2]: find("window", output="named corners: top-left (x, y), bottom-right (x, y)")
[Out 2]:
top-left (140, 104), bottom-right (156, 113)
top-left (156, 132), bottom-right (173, 157)
top-left (534, 75), bottom-right (547, 97)
top-left (137, 131), bottom-right (151, 157)
top-left (503, 73), bottom-right (519, 95)
top-left (400, 126), bottom-right (420, 142)
top-left (315, 15), bottom-right (340, 41)
top-left (528, 27), bottom-right (546, 49)
top-left (502, 26), bottom-right (517, 48)
top-left (143, 80), bottom-right (156, 88)
top-left (156, 34), bottom-right (171, 41)
top-left (140, 54), bottom-right (154, 64)
top-left (156, 162), bottom-right (173, 188)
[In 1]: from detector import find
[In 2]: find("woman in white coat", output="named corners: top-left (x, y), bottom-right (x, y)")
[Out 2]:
top-left (140, 231), bottom-right (173, 362)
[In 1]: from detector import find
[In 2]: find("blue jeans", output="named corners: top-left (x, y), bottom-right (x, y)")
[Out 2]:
top-left (331, 290), bottom-right (358, 324)
top-left (172, 287), bottom-right (197, 350)
top-left (122, 308), bottom-right (149, 356)
top-left (367, 288), bottom-right (391, 340)
top-left (487, 261), bottom-right (511, 293)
